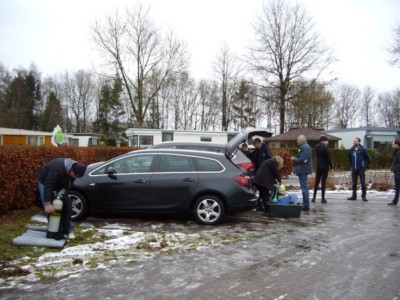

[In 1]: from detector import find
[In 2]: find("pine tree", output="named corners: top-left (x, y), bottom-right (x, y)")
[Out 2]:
top-left (232, 80), bottom-right (259, 130)
top-left (40, 92), bottom-right (63, 131)
top-left (93, 76), bottom-right (124, 141)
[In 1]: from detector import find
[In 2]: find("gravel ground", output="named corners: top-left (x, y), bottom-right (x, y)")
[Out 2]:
top-left (1, 189), bottom-right (399, 300)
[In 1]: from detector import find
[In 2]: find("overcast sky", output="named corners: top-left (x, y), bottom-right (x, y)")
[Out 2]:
top-left (0, 0), bottom-right (399, 93)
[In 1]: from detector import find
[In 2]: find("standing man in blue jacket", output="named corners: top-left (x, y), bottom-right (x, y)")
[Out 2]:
top-left (291, 135), bottom-right (313, 211)
top-left (347, 137), bottom-right (371, 201)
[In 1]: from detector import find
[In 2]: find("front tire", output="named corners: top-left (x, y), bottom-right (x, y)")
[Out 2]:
top-left (194, 195), bottom-right (225, 225)
top-left (68, 191), bottom-right (88, 221)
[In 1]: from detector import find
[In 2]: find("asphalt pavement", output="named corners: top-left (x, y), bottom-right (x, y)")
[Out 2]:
top-left (1, 190), bottom-right (400, 300)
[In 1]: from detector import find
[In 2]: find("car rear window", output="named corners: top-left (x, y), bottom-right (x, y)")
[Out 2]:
top-left (194, 157), bottom-right (224, 172)
top-left (158, 155), bottom-right (193, 172)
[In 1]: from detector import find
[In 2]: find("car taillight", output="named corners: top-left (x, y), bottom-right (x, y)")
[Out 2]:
top-left (233, 175), bottom-right (252, 188)
top-left (238, 163), bottom-right (255, 171)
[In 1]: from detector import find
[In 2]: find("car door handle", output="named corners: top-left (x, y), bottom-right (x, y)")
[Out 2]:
top-left (182, 178), bottom-right (195, 182)
top-left (134, 179), bottom-right (146, 183)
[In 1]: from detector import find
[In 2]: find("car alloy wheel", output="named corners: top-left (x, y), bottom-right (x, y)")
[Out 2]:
top-left (68, 191), bottom-right (88, 221)
top-left (194, 195), bottom-right (225, 225)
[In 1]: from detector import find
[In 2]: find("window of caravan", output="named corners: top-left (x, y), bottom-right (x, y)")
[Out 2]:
top-left (71, 139), bottom-right (79, 146)
top-left (27, 136), bottom-right (44, 146)
top-left (89, 138), bottom-right (99, 146)
top-left (162, 132), bottom-right (174, 142)
top-left (227, 133), bottom-right (237, 141)
top-left (200, 136), bottom-right (212, 142)
top-left (139, 135), bottom-right (154, 148)
top-left (130, 135), bottom-right (154, 147)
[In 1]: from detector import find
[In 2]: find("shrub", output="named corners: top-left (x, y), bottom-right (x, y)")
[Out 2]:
top-left (275, 148), bottom-right (389, 171)
top-left (272, 149), bottom-right (293, 179)
top-left (0, 146), bottom-right (137, 216)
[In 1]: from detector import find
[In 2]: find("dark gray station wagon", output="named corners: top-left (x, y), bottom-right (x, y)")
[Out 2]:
top-left (70, 149), bottom-right (257, 225)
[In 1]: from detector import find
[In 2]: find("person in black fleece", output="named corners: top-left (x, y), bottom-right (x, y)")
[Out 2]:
top-left (312, 136), bottom-right (333, 204)
top-left (38, 158), bottom-right (86, 239)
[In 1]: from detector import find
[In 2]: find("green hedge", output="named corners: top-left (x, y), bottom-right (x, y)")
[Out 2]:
top-left (0, 146), bottom-right (137, 216)
top-left (278, 148), bottom-right (392, 171)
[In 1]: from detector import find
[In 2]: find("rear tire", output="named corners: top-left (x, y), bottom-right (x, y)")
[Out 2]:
top-left (194, 195), bottom-right (225, 225)
top-left (68, 191), bottom-right (88, 221)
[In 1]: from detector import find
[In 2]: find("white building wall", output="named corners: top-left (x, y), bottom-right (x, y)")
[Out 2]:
top-left (172, 131), bottom-right (228, 143)
top-left (328, 130), bottom-right (366, 149)
top-left (325, 128), bottom-right (400, 149)
top-left (125, 128), bottom-right (234, 147)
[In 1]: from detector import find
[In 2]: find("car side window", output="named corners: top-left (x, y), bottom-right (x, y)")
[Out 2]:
top-left (194, 157), bottom-right (224, 172)
top-left (158, 155), bottom-right (193, 172)
top-left (92, 155), bottom-right (154, 175)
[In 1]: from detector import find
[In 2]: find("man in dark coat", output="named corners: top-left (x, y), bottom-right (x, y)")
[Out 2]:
top-left (312, 136), bottom-right (333, 204)
top-left (253, 156), bottom-right (283, 212)
top-left (38, 158), bottom-right (87, 239)
top-left (389, 140), bottom-right (400, 206)
top-left (347, 137), bottom-right (371, 201)
top-left (248, 138), bottom-right (273, 174)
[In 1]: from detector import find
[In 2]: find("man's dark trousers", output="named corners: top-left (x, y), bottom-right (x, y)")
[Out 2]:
top-left (351, 170), bottom-right (366, 198)
top-left (314, 168), bottom-right (329, 199)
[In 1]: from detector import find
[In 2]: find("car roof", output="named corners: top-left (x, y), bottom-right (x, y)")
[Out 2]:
top-left (128, 148), bottom-right (226, 158)
top-left (151, 141), bottom-right (225, 147)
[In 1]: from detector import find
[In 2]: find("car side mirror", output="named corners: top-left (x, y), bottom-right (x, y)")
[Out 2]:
top-left (107, 166), bottom-right (116, 176)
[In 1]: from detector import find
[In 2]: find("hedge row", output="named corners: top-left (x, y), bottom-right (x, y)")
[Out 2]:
top-left (0, 146), bottom-right (394, 216)
top-left (280, 148), bottom-right (392, 170)
top-left (0, 146), bottom-right (136, 215)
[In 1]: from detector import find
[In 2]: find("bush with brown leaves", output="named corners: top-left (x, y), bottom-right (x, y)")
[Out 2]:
top-left (0, 146), bottom-right (137, 215)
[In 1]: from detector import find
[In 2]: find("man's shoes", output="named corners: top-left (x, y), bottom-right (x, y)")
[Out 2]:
top-left (362, 197), bottom-right (368, 202)
top-left (256, 206), bottom-right (264, 211)
top-left (311, 198), bottom-right (316, 203)
top-left (302, 207), bottom-right (310, 212)
top-left (347, 196), bottom-right (357, 201)
top-left (388, 202), bottom-right (397, 206)
top-left (321, 199), bottom-right (327, 204)
top-left (68, 232), bottom-right (75, 240)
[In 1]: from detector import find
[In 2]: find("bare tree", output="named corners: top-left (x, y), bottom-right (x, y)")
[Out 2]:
top-left (376, 89), bottom-right (400, 127)
top-left (388, 23), bottom-right (400, 67)
top-left (249, 0), bottom-right (335, 133)
top-left (212, 43), bottom-right (241, 131)
top-left (170, 72), bottom-right (199, 130)
top-left (92, 5), bottom-right (189, 127)
top-left (333, 84), bottom-right (360, 129)
top-left (360, 85), bottom-right (375, 127)
top-left (288, 81), bottom-right (335, 129)
top-left (61, 70), bottom-right (96, 133)
top-left (198, 79), bottom-right (220, 131)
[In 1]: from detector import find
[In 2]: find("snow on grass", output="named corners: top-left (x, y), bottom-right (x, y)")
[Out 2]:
top-left (0, 217), bottom-right (246, 288)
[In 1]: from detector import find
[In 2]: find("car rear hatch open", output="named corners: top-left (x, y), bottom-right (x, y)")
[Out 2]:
top-left (225, 128), bottom-right (273, 158)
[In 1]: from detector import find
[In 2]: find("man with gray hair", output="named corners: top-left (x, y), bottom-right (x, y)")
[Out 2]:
top-left (291, 135), bottom-right (313, 211)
